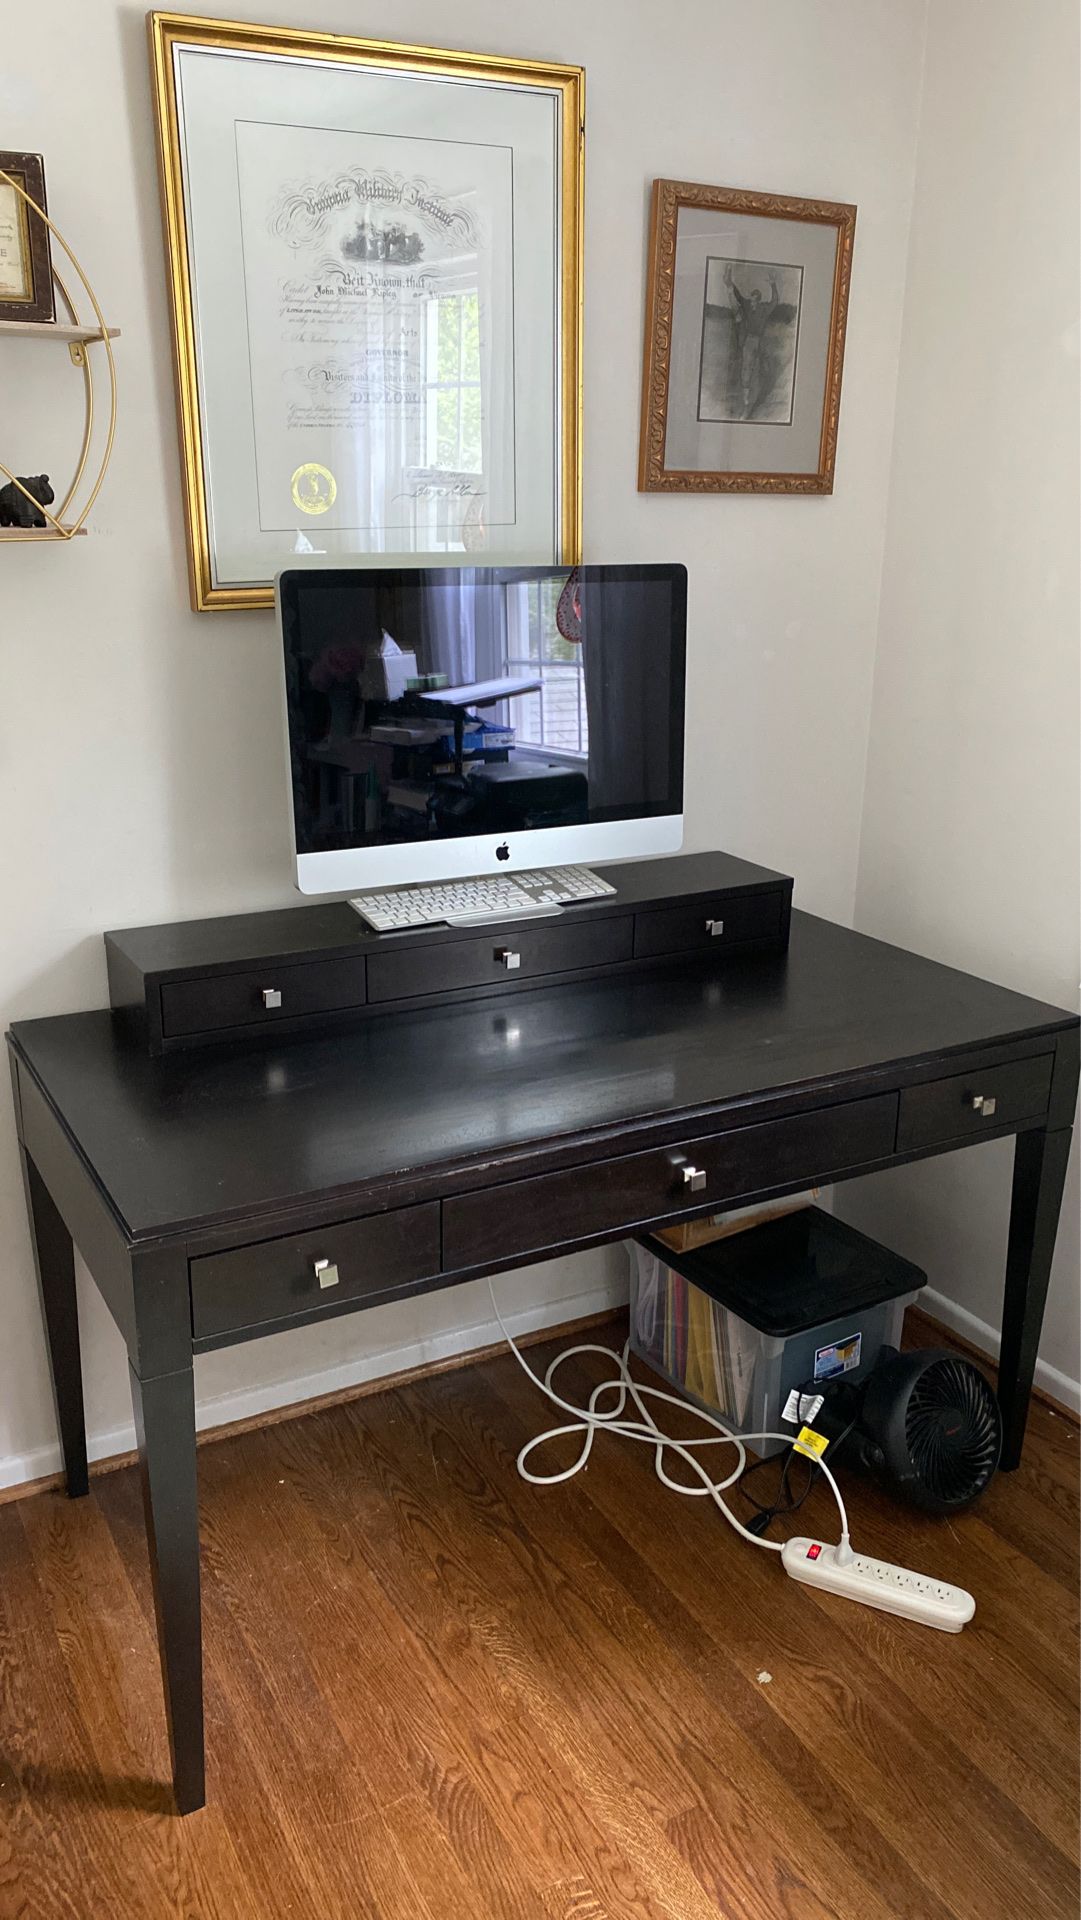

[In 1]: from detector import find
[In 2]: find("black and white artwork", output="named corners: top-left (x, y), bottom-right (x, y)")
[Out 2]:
top-left (697, 256), bottom-right (803, 425)
top-left (640, 180), bottom-right (855, 490)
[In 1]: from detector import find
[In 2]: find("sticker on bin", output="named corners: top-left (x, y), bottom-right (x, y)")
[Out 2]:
top-left (782, 1389), bottom-right (824, 1426)
top-left (813, 1331), bottom-right (862, 1381)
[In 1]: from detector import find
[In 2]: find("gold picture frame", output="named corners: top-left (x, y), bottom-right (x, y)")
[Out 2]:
top-left (638, 178), bottom-right (856, 495)
top-left (148, 12), bottom-right (585, 611)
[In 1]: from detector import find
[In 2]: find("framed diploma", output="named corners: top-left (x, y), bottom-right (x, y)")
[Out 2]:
top-left (148, 15), bottom-right (585, 612)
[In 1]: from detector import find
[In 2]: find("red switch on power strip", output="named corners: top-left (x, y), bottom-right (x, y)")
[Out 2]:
top-left (806, 1543), bottom-right (823, 1560)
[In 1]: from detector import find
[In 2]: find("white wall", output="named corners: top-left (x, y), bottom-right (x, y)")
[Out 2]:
top-left (0, 0), bottom-right (929, 1486)
top-left (839, 0), bottom-right (1081, 1406)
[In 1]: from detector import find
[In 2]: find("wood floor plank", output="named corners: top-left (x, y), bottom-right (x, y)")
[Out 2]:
top-left (381, 1791), bottom-right (493, 1920)
top-left (496, 1338), bottom-right (1077, 1920)
top-left (0, 1310), bottom-right (1075, 1920)
top-left (266, 1402), bottom-right (669, 1920)
top-left (95, 1462), bottom-right (399, 1920)
top-left (0, 1506), bottom-right (95, 1920)
top-left (386, 1367), bottom-right (935, 1920)
top-left (665, 1804), bottom-right (840, 1920)
top-left (1, 1496), bottom-right (244, 1920)
top-left (218, 1410), bottom-right (569, 1918)
top-left (468, 1357), bottom-right (963, 1920)
top-left (541, 1875), bottom-right (611, 1920)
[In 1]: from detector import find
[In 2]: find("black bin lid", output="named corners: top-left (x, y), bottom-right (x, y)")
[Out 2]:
top-left (637, 1207), bottom-right (925, 1338)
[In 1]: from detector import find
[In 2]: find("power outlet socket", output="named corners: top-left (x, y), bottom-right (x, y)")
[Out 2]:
top-left (782, 1538), bottom-right (975, 1632)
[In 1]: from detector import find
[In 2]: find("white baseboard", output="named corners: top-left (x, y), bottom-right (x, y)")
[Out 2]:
top-left (7, 1274), bottom-right (1071, 1492)
top-left (921, 1286), bottom-right (1081, 1417)
top-left (0, 1272), bottom-right (628, 1494)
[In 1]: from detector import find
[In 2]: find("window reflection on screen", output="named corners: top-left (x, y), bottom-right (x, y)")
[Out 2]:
top-left (280, 565), bottom-right (684, 856)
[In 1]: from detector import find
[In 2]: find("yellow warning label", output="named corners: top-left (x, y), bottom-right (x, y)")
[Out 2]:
top-left (793, 1425), bottom-right (830, 1461)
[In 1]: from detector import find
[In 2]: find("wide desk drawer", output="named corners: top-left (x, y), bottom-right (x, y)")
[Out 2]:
top-left (190, 1202), bottom-right (440, 1342)
top-left (162, 956), bottom-right (367, 1039)
top-left (634, 891), bottom-right (783, 960)
top-left (897, 1054), bottom-right (1053, 1152)
top-left (444, 1094), bottom-right (896, 1272)
top-left (367, 915), bottom-right (633, 1004)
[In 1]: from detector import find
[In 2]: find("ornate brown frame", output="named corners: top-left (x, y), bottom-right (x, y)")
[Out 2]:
top-left (0, 150), bottom-right (55, 325)
top-left (638, 178), bottom-right (856, 495)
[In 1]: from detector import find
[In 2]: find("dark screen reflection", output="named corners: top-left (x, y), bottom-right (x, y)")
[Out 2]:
top-left (280, 565), bottom-right (685, 855)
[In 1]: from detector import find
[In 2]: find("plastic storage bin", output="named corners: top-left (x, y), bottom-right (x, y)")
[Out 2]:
top-left (629, 1207), bottom-right (925, 1458)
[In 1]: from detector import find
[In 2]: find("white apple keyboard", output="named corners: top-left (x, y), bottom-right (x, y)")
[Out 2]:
top-left (349, 866), bottom-right (617, 933)
top-left (782, 1538), bottom-right (975, 1632)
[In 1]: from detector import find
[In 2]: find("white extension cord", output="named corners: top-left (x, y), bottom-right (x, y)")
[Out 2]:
top-left (489, 1282), bottom-right (976, 1633)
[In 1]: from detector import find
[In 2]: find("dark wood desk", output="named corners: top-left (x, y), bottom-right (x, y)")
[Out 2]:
top-left (7, 910), bottom-right (1078, 1814)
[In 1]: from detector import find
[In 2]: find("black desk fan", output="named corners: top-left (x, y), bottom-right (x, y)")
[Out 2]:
top-left (819, 1346), bottom-right (1003, 1512)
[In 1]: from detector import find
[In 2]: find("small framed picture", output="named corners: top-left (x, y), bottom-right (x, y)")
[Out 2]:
top-left (639, 178), bottom-right (856, 494)
top-left (0, 151), bottom-right (55, 325)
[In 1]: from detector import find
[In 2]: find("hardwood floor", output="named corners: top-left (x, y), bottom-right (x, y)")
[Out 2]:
top-left (0, 1307), bottom-right (1076, 1919)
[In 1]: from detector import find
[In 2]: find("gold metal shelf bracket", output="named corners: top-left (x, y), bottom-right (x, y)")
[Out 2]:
top-left (0, 168), bottom-right (118, 542)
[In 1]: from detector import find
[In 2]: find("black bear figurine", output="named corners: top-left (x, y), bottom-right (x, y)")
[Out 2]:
top-left (0, 474), bottom-right (55, 529)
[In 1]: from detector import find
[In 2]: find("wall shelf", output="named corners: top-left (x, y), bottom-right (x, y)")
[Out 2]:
top-left (0, 525), bottom-right (88, 541)
top-left (0, 167), bottom-right (118, 539)
top-left (0, 319), bottom-right (120, 344)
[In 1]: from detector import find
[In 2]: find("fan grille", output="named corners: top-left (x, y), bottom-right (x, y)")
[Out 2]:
top-left (905, 1356), bottom-right (1001, 1506)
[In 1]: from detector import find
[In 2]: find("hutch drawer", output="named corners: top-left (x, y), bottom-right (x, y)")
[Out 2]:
top-left (161, 956), bottom-right (368, 1040)
top-left (367, 915), bottom-right (633, 1003)
top-left (633, 890), bottom-right (785, 960)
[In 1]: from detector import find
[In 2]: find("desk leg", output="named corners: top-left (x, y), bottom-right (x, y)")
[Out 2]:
top-left (22, 1151), bottom-right (88, 1499)
top-left (130, 1362), bottom-right (204, 1814)
top-left (998, 1125), bottom-right (1073, 1471)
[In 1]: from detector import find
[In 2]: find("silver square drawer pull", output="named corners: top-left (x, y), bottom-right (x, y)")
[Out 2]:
top-left (968, 1092), bottom-right (997, 1117)
top-left (262, 988), bottom-right (282, 1009)
top-left (705, 919), bottom-right (725, 937)
top-left (314, 1257), bottom-right (340, 1289)
top-left (495, 948), bottom-right (521, 970)
top-left (682, 1165), bottom-right (707, 1192)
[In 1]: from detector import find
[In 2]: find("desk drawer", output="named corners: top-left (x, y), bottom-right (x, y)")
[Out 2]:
top-left (161, 957), bottom-right (368, 1039)
top-left (897, 1054), bottom-right (1053, 1152)
top-left (634, 891), bottom-right (783, 960)
top-left (444, 1095), bottom-right (896, 1272)
top-left (367, 915), bottom-right (632, 1004)
top-left (190, 1202), bottom-right (440, 1342)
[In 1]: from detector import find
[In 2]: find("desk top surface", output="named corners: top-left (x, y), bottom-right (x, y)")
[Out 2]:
top-left (9, 912), bottom-right (1077, 1244)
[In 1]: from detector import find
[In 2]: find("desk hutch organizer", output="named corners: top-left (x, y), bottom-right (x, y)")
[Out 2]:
top-left (105, 852), bottom-right (791, 1054)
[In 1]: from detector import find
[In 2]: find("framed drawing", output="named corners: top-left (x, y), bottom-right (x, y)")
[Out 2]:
top-left (148, 14), bottom-right (584, 611)
top-left (638, 179), bottom-right (856, 495)
top-left (0, 151), bottom-right (55, 326)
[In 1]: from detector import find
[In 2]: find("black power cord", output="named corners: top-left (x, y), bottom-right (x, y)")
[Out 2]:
top-left (737, 1377), bottom-right (860, 1537)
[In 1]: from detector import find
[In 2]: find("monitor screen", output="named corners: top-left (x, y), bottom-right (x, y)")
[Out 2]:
top-left (278, 563), bottom-right (686, 892)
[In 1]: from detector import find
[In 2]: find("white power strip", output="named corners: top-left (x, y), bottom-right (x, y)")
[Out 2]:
top-left (782, 1538), bottom-right (976, 1632)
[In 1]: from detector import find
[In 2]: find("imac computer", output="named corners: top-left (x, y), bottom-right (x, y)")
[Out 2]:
top-left (278, 563), bottom-right (686, 930)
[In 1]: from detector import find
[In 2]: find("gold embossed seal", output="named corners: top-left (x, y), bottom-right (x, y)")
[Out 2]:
top-left (291, 462), bottom-right (337, 514)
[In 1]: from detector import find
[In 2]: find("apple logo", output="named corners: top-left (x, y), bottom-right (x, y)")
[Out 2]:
top-left (495, 842), bottom-right (510, 861)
